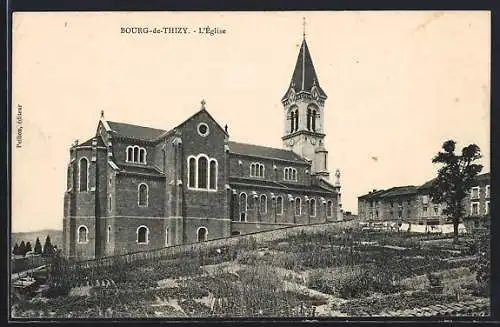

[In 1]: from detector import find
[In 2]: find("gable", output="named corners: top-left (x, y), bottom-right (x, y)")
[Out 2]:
top-left (175, 108), bottom-right (228, 137)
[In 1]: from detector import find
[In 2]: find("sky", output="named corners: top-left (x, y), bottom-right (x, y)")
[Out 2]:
top-left (11, 11), bottom-right (490, 232)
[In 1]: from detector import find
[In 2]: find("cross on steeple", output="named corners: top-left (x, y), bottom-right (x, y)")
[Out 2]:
top-left (201, 99), bottom-right (206, 110)
top-left (302, 17), bottom-right (306, 40)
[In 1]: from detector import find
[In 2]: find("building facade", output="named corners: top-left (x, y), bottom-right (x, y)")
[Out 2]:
top-left (63, 37), bottom-right (342, 260)
top-left (357, 173), bottom-right (490, 228)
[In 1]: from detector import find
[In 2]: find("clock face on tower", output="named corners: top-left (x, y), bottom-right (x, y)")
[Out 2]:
top-left (310, 138), bottom-right (316, 145)
top-left (288, 139), bottom-right (295, 146)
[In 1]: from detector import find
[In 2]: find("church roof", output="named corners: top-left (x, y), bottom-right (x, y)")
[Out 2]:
top-left (107, 121), bottom-right (167, 141)
top-left (282, 39), bottom-right (327, 101)
top-left (229, 177), bottom-right (334, 194)
top-left (77, 137), bottom-right (105, 147)
top-left (228, 141), bottom-right (308, 163)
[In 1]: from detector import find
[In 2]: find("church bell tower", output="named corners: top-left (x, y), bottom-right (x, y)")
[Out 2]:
top-left (281, 25), bottom-right (330, 180)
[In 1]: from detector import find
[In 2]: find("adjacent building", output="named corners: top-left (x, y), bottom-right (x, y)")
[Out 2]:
top-left (63, 36), bottom-right (342, 260)
top-left (358, 172), bottom-right (490, 229)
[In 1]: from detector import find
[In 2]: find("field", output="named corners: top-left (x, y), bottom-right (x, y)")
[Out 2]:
top-left (11, 227), bottom-right (490, 318)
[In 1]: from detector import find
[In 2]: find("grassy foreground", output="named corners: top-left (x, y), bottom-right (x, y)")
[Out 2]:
top-left (12, 228), bottom-right (490, 318)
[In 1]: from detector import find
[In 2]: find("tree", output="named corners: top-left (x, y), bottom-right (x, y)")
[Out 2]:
top-left (430, 140), bottom-right (483, 243)
top-left (25, 241), bottom-right (32, 253)
top-left (13, 243), bottom-right (19, 255)
top-left (34, 237), bottom-right (42, 254)
top-left (43, 235), bottom-right (54, 256)
top-left (19, 241), bottom-right (26, 256)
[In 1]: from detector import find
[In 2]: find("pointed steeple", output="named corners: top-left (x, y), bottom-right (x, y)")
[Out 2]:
top-left (282, 39), bottom-right (327, 102)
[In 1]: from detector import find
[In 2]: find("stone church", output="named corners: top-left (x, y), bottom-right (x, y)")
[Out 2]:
top-left (63, 36), bottom-right (342, 260)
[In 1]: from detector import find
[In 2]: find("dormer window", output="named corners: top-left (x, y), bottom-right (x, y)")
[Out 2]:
top-left (250, 162), bottom-right (265, 178)
top-left (284, 167), bottom-right (297, 181)
top-left (126, 145), bottom-right (147, 164)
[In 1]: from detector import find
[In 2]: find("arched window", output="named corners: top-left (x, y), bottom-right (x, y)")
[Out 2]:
top-left (126, 147), bottom-right (133, 162)
top-left (136, 225), bottom-right (149, 244)
top-left (290, 111), bottom-right (295, 133)
top-left (307, 108), bottom-right (311, 131)
top-left (295, 198), bottom-right (302, 216)
top-left (133, 147), bottom-right (139, 163)
top-left (309, 198), bottom-right (316, 217)
top-left (250, 163), bottom-right (265, 178)
top-left (165, 227), bottom-right (169, 246)
top-left (108, 195), bottom-right (112, 211)
top-left (138, 183), bottom-right (148, 207)
top-left (198, 156), bottom-right (208, 189)
top-left (276, 196), bottom-right (283, 215)
top-left (188, 157), bottom-right (196, 188)
top-left (327, 200), bottom-right (333, 217)
top-left (79, 157), bottom-right (89, 192)
top-left (67, 163), bottom-right (73, 191)
top-left (107, 225), bottom-right (111, 243)
top-left (77, 225), bottom-right (88, 244)
top-left (239, 192), bottom-right (247, 221)
top-left (284, 167), bottom-right (297, 181)
top-left (126, 146), bottom-right (147, 164)
top-left (260, 194), bottom-right (267, 213)
top-left (312, 110), bottom-right (317, 132)
top-left (139, 148), bottom-right (146, 164)
top-left (197, 227), bottom-right (208, 242)
top-left (209, 160), bottom-right (217, 189)
top-left (294, 109), bottom-right (299, 132)
top-left (187, 154), bottom-right (218, 191)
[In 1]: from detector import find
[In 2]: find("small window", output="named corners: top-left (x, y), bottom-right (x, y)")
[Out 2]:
top-left (137, 225), bottom-right (149, 244)
top-left (138, 183), bottom-right (148, 207)
top-left (260, 194), bottom-right (267, 214)
top-left (209, 160), bottom-right (217, 189)
top-left (276, 196), bottom-right (283, 215)
top-left (77, 225), bottom-right (88, 244)
top-left (197, 227), bottom-right (208, 242)
top-left (471, 187), bottom-right (480, 199)
top-left (326, 200), bottom-right (333, 217)
top-left (309, 198), bottom-right (316, 217)
top-left (139, 148), bottom-right (146, 164)
top-left (485, 201), bottom-right (490, 214)
top-left (188, 157), bottom-right (196, 188)
top-left (198, 157), bottom-right (208, 189)
top-left (197, 123), bottom-right (209, 137)
top-left (107, 225), bottom-right (111, 243)
top-left (231, 231), bottom-right (241, 236)
top-left (108, 195), bottom-right (112, 211)
top-left (295, 198), bottom-right (301, 216)
top-left (485, 185), bottom-right (490, 198)
top-left (79, 157), bottom-right (89, 192)
top-left (165, 228), bottom-right (169, 246)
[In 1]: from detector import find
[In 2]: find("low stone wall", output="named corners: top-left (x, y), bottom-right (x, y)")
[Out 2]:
top-left (68, 219), bottom-right (353, 270)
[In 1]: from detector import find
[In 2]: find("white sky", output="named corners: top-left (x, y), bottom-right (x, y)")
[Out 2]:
top-left (12, 11), bottom-right (490, 232)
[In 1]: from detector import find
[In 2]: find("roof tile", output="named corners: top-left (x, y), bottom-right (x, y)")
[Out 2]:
top-left (229, 141), bottom-right (308, 163)
top-left (107, 121), bottom-right (167, 141)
